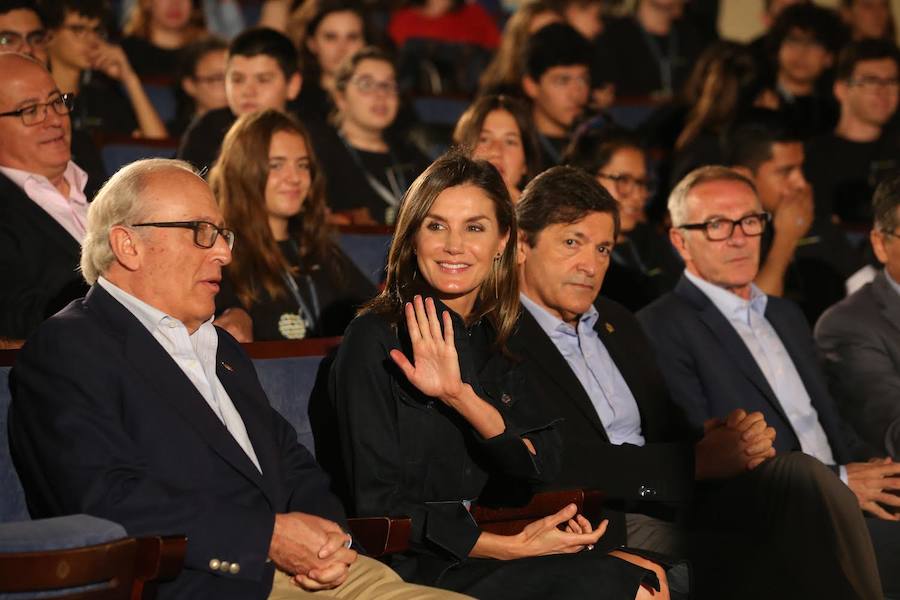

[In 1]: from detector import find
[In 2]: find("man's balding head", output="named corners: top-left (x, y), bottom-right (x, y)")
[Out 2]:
top-left (0, 53), bottom-right (71, 180)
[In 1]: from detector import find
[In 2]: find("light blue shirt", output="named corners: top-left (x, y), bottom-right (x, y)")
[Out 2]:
top-left (886, 269), bottom-right (900, 298)
top-left (520, 293), bottom-right (645, 446)
top-left (683, 270), bottom-right (845, 481)
top-left (98, 277), bottom-right (262, 473)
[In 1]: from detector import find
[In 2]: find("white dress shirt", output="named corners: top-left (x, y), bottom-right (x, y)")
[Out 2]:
top-left (0, 161), bottom-right (88, 242)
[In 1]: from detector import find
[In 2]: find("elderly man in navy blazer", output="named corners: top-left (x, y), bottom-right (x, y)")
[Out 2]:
top-left (8, 158), bottom-right (465, 600)
top-left (816, 175), bottom-right (900, 458)
top-left (638, 165), bottom-right (900, 596)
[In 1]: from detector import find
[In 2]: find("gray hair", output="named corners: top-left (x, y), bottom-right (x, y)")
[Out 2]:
top-left (873, 173), bottom-right (900, 233)
top-left (668, 165), bottom-right (758, 227)
top-left (80, 159), bottom-right (200, 284)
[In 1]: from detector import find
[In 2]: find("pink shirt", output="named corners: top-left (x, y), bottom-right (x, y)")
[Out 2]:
top-left (0, 161), bottom-right (89, 243)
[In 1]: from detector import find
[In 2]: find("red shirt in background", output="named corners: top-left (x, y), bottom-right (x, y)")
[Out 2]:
top-left (388, 2), bottom-right (501, 50)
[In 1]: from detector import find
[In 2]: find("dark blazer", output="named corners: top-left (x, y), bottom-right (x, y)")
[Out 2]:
top-left (0, 172), bottom-right (88, 339)
top-left (637, 275), bottom-right (877, 465)
top-left (9, 285), bottom-right (346, 600)
top-left (507, 298), bottom-right (695, 506)
top-left (815, 270), bottom-right (900, 458)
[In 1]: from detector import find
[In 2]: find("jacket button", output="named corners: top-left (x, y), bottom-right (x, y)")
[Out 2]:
top-left (209, 559), bottom-right (220, 570)
top-left (230, 563), bottom-right (241, 574)
top-left (219, 561), bottom-right (231, 572)
top-left (500, 393), bottom-right (512, 405)
top-left (639, 485), bottom-right (657, 498)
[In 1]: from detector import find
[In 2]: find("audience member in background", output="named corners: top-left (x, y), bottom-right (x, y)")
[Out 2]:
top-left (288, 0), bottom-right (369, 124)
top-left (121, 0), bottom-right (207, 79)
top-left (816, 174), bottom-right (900, 458)
top-left (478, 0), bottom-right (561, 96)
top-left (548, 0), bottom-right (603, 40)
top-left (309, 47), bottom-right (428, 225)
top-left (389, 0), bottom-right (500, 94)
top-left (805, 38), bottom-right (900, 224)
top-left (521, 23), bottom-right (591, 171)
top-left (0, 54), bottom-right (96, 341)
top-left (747, 0), bottom-right (810, 84)
top-left (452, 94), bottom-right (538, 203)
top-left (177, 27), bottom-right (301, 173)
top-left (40, 0), bottom-right (168, 139)
top-left (330, 151), bottom-right (670, 600)
top-left (511, 165), bottom-right (882, 600)
top-left (637, 165), bottom-right (900, 597)
top-left (670, 41), bottom-right (774, 186)
top-left (210, 110), bottom-right (374, 341)
top-left (564, 127), bottom-right (681, 311)
top-left (592, 0), bottom-right (705, 100)
top-left (765, 3), bottom-right (843, 139)
top-left (840, 0), bottom-right (896, 41)
top-left (174, 35), bottom-right (227, 136)
top-left (730, 109), bottom-right (863, 324)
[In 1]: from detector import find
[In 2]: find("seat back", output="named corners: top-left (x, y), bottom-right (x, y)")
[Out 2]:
top-left (97, 137), bottom-right (180, 176)
top-left (0, 356), bottom-right (28, 523)
top-left (337, 226), bottom-right (394, 285)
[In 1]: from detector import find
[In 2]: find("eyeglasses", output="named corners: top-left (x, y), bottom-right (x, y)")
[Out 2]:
top-left (350, 75), bottom-right (398, 96)
top-left (0, 93), bottom-right (74, 126)
top-left (60, 23), bottom-right (107, 40)
top-left (192, 72), bottom-right (225, 85)
top-left (597, 172), bottom-right (654, 196)
top-left (849, 76), bottom-right (900, 92)
top-left (130, 221), bottom-right (235, 250)
top-left (679, 212), bottom-right (770, 241)
top-left (0, 29), bottom-right (51, 51)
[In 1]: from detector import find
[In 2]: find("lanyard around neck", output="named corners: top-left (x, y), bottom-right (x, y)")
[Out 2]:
top-left (338, 132), bottom-right (407, 211)
top-left (639, 24), bottom-right (679, 96)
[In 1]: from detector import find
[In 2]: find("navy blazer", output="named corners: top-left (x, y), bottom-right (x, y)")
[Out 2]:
top-left (0, 172), bottom-right (88, 339)
top-left (9, 285), bottom-right (346, 599)
top-left (637, 275), bottom-right (876, 465)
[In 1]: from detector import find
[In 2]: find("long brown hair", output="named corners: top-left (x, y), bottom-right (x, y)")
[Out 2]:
top-left (210, 109), bottom-right (333, 308)
top-left (361, 152), bottom-right (520, 348)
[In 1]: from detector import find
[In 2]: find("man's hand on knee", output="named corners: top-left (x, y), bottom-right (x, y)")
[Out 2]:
top-left (269, 513), bottom-right (353, 579)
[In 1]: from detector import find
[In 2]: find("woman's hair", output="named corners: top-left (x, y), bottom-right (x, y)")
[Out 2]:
top-left (331, 46), bottom-right (395, 124)
top-left (562, 126), bottom-right (644, 177)
top-left (123, 0), bottom-right (206, 42)
top-left (361, 151), bottom-right (520, 348)
top-left (209, 109), bottom-right (333, 308)
top-left (479, 0), bottom-right (560, 93)
top-left (287, 0), bottom-right (372, 71)
top-left (675, 41), bottom-right (765, 151)
top-left (452, 94), bottom-right (540, 185)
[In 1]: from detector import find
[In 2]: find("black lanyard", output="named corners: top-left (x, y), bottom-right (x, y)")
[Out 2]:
top-left (639, 25), bottom-right (679, 96)
top-left (281, 241), bottom-right (320, 330)
top-left (338, 133), bottom-right (407, 223)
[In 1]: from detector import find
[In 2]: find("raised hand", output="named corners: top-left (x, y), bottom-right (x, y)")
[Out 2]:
top-left (390, 295), bottom-right (466, 404)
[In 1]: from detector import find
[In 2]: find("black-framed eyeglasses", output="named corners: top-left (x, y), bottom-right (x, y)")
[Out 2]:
top-left (597, 172), bottom-right (655, 196)
top-left (350, 75), bottom-right (399, 96)
top-left (0, 93), bottom-right (74, 126)
top-left (130, 221), bottom-right (235, 250)
top-left (0, 29), bottom-right (51, 50)
top-left (679, 212), bottom-right (771, 241)
top-left (849, 76), bottom-right (900, 92)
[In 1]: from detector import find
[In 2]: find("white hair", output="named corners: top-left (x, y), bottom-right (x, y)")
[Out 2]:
top-left (667, 165), bottom-right (758, 227)
top-left (80, 158), bottom-right (200, 284)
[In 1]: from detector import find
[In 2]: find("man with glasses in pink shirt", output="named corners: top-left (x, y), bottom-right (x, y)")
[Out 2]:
top-left (0, 52), bottom-right (94, 342)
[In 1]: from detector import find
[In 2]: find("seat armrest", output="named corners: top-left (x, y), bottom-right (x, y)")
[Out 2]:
top-left (347, 517), bottom-right (412, 558)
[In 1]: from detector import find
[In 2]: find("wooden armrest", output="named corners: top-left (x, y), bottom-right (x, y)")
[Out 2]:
top-left (132, 535), bottom-right (187, 600)
top-left (347, 517), bottom-right (412, 558)
top-left (473, 489), bottom-right (606, 537)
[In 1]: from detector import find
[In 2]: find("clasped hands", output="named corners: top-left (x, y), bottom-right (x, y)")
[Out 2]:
top-left (268, 513), bottom-right (356, 591)
top-left (695, 409), bottom-right (777, 480)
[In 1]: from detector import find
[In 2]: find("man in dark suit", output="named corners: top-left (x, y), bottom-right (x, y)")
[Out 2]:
top-left (637, 164), bottom-right (900, 595)
top-left (0, 52), bottom-right (98, 341)
top-left (510, 166), bottom-right (883, 599)
top-left (8, 158), bottom-right (465, 600)
top-left (816, 174), bottom-right (900, 458)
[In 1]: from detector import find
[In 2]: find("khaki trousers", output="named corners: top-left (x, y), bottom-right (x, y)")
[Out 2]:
top-left (268, 555), bottom-right (472, 600)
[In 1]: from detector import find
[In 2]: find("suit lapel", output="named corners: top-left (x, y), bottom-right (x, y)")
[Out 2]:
top-left (675, 277), bottom-right (792, 427)
top-left (514, 310), bottom-right (610, 441)
top-left (88, 286), bottom-right (273, 503)
top-left (873, 272), bottom-right (900, 337)
top-left (0, 174), bottom-right (80, 263)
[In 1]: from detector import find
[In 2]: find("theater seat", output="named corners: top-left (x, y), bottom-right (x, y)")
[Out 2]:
top-left (97, 137), bottom-right (180, 177)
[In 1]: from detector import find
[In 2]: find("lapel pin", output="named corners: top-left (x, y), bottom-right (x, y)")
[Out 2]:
top-left (221, 361), bottom-right (234, 372)
top-left (604, 322), bottom-right (615, 334)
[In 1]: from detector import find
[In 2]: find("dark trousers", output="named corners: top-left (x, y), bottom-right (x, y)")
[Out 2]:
top-left (629, 453), bottom-right (882, 600)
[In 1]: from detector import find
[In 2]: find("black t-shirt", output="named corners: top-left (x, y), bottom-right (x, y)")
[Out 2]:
top-left (307, 122), bottom-right (429, 224)
top-left (804, 132), bottom-right (900, 223)
top-left (592, 16), bottom-right (704, 98)
top-left (775, 90), bottom-right (839, 141)
top-left (70, 71), bottom-right (139, 137)
top-left (176, 107), bottom-right (236, 173)
top-left (121, 36), bottom-right (183, 79)
top-left (601, 222), bottom-right (683, 311)
top-left (216, 240), bottom-right (376, 341)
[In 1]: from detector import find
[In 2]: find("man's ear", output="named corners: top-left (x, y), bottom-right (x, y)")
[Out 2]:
top-left (522, 75), bottom-right (540, 100)
top-left (287, 71), bottom-right (302, 101)
top-left (181, 76), bottom-right (197, 98)
top-left (516, 230), bottom-right (529, 266)
top-left (669, 226), bottom-right (691, 264)
top-left (834, 79), bottom-right (848, 104)
top-left (109, 225), bottom-right (142, 272)
top-left (871, 228), bottom-right (889, 265)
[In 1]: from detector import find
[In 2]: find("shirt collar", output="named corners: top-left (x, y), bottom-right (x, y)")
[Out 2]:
top-left (520, 292), bottom-right (599, 339)
top-left (684, 269), bottom-right (768, 325)
top-left (98, 276), bottom-right (214, 336)
top-left (885, 268), bottom-right (900, 298)
top-left (0, 161), bottom-right (88, 204)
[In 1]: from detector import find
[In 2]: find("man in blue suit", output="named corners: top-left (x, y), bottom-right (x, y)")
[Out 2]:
top-left (8, 158), bottom-right (464, 600)
top-left (638, 165), bottom-right (900, 595)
